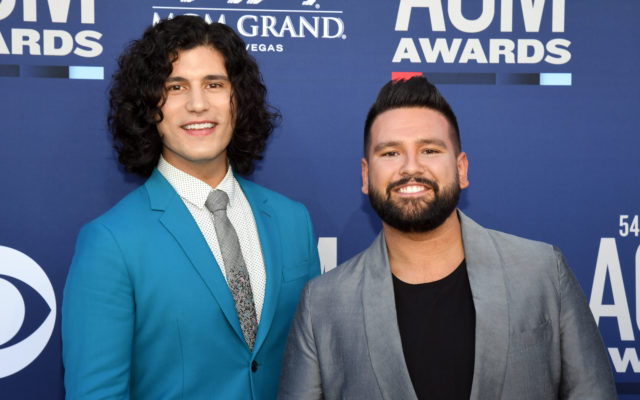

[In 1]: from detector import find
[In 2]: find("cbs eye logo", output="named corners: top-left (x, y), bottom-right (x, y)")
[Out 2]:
top-left (0, 246), bottom-right (56, 378)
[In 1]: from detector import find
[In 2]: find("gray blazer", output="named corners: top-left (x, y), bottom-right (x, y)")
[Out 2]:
top-left (278, 211), bottom-right (616, 400)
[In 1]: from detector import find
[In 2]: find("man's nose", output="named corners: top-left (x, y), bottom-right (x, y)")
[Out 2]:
top-left (186, 88), bottom-right (209, 113)
top-left (399, 152), bottom-right (425, 176)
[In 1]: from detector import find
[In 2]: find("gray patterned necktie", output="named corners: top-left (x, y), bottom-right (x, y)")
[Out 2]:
top-left (205, 189), bottom-right (258, 351)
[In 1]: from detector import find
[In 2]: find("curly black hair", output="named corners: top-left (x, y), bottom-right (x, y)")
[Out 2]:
top-left (108, 15), bottom-right (280, 177)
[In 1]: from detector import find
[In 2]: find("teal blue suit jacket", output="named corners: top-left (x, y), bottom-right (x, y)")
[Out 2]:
top-left (62, 170), bottom-right (321, 399)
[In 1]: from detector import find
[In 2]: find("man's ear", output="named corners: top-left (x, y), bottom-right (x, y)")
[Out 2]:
top-left (457, 152), bottom-right (469, 189)
top-left (361, 158), bottom-right (369, 195)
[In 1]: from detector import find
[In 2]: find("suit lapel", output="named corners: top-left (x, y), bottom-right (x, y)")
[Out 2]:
top-left (459, 211), bottom-right (509, 400)
top-left (145, 170), bottom-right (245, 342)
top-left (236, 177), bottom-right (281, 354)
top-left (362, 233), bottom-right (418, 400)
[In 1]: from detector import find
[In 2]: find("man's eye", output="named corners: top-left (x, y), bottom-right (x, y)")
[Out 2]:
top-left (423, 148), bottom-right (439, 155)
top-left (167, 84), bottom-right (182, 91)
top-left (381, 151), bottom-right (398, 157)
top-left (207, 82), bottom-right (223, 89)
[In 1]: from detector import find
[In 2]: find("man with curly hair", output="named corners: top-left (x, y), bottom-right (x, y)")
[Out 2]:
top-left (62, 15), bottom-right (320, 399)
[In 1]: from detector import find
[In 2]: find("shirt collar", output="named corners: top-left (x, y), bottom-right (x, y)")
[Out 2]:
top-left (157, 156), bottom-right (238, 209)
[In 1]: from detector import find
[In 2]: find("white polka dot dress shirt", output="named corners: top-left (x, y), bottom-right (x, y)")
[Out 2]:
top-left (157, 156), bottom-right (266, 322)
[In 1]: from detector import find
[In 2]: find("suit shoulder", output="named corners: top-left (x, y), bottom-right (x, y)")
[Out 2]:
top-left (460, 211), bottom-right (556, 258)
top-left (307, 249), bottom-right (367, 291)
top-left (238, 178), bottom-right (309, 218)
top-left (485, 228), bottom-right (555, 254)
top-left (83, 185), bottom-right (152, 233)
top-left (483, 227), bottom-right (564, 281)
top-left (240, 178), bottom-right (301, 204)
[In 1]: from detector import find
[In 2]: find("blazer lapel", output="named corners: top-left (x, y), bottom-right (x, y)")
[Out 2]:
top-left (362, 233), bottom-right (418, 400)
top-left (459, 211), bottom-right (509, 400)
top-left (236, 177), bottom-right (282, 354)
top-left (145, 170), bottom-right (245, 342)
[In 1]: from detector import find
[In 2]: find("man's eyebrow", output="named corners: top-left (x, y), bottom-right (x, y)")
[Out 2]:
top-left (417, 138), bottom-right (447, 147)
top-left (165, 76), bottom-right (187, 84)
top-left (373, 141), bottom-right (401, 153)
top-left (203, 74), bottom-right (229, 81)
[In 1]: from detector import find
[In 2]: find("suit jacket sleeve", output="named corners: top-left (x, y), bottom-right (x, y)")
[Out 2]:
top-left (62, 221), bottom-right (134, 399)
top-left (278, 283), bottom-right (324, 400)
top-left (555, 247), bottom-right (617, 400)
top-left (304, 205), bottom-right (322, 280)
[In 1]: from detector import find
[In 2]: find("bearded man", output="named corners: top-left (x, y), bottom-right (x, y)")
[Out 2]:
top-left (277, 77), bottom-right (616, 400)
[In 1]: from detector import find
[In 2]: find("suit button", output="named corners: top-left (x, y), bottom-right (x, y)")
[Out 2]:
top-left (251, 360), bottom-right (258, 372)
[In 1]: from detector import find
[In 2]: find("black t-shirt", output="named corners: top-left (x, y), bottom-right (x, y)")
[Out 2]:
top-left (392, 260), bottom-right (475, 400)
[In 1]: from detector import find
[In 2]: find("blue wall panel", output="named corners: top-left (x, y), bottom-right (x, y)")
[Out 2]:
top-left (1, 1), bottom-right (638, 397)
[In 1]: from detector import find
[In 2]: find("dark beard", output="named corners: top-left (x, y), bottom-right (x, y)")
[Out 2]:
top-left (368, 175), bottom-right (460, 233)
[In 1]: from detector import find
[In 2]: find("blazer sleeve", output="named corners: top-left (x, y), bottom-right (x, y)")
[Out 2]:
top-left (303, 205), bottom-right (322, 280)
top-left (278, 283), bottom-right (324, 400)
top-left (555, 247), bottom-right (617, 400)
top-left (62, 221), bottom-right (134, 399)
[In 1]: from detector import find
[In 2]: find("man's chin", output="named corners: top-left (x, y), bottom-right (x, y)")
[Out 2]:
top-left (379, 199), bottom-right (458, 233)
top-left (389, 196), bottom-right (430, 210)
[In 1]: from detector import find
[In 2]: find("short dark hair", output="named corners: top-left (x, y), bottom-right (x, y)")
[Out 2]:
top-left (363, 76), bottom-right (460, 157)
top-left (108, 15), bottom-right (280, 177)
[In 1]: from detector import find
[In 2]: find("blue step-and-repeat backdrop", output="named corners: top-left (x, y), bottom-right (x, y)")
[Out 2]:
top-left (1, 1), bottom-right (639, 398)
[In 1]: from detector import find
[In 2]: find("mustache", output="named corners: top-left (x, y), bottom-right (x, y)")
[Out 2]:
top-left (386, 176), bottom-right (439, 196)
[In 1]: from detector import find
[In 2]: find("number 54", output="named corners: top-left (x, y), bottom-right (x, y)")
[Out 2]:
top-left (619, 215), bottom-right (639, 237)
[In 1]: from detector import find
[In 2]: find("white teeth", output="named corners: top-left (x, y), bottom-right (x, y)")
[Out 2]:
top-left (398, 185), bottom-right (425, 194)
top-left (183, 122), bottom-right (215, 130)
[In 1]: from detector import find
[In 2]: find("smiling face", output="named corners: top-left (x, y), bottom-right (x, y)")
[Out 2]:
top-left (157, 45), bottom-right (235, 183)
top-left (362, 107), bottom-right (469, 233)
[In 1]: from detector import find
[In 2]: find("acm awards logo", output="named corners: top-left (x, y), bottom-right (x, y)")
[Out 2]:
top-left (0, 246), bottom-right (56, 379)
top-left (183, 0), bottom-right (318, 4)
top-left (392, 0), bottom-right (570, 66)
top-left (589, 215), bottom-right (640, 376)
top-left (0, 0), bottom-right (102, 58)
top-left (151, 0), bottom-right (347, 54)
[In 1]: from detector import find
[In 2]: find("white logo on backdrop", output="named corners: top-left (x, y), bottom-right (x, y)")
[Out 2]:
top-left (0, 0), bottom-right (102, 58)
top-left (227, 0), bottom-right (266, 4)
top-left (153, 0), bottom-right (346, 53)
top-left (179, 0), bottom-right (318, 5)
top-left (393, 0), bottom-right (570, 65)
top-left (0, 246), bottom-right (56, 378)
top-left (318, 237), bottom-right (337, 274)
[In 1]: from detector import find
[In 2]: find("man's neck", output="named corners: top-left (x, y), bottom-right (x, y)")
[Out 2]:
top-left (162, 154), bottom-right (229, 188)
top-left (384, 211), bottom-right (465, 284)
top-left (188, 163), bottom-right (228, 189)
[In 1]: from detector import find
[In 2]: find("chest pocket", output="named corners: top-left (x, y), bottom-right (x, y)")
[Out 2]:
top-left (509, 319), bottom-right (552, 354)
